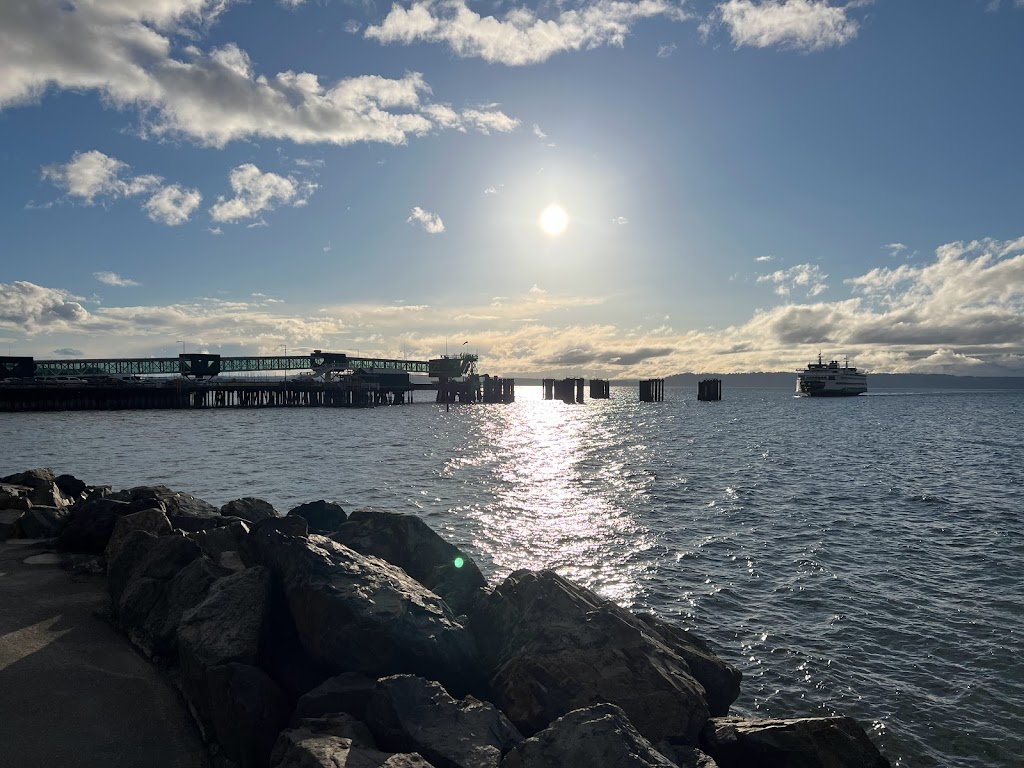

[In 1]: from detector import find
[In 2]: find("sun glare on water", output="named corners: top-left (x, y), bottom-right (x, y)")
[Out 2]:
top-left (539, 204), bottom-right (568, 236)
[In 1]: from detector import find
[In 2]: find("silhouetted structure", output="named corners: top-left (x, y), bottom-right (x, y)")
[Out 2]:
top-left (542, 378), bottom-right (584, 404)
top-left (639, 378), bottom-right (664, 402)
top-left (589, 379), bottom-right (610, 399)
top-left (698, 379), bottom-right (723, 401)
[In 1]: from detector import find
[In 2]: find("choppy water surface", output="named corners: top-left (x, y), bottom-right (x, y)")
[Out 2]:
top-left (3, 386), bottom-right (1022, 766)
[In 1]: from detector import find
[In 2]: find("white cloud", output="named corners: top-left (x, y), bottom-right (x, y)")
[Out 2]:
top-left (407, 206), bottom-right (445, 234)
top-left (484, 186), bottom-right (499, 195)
top-left (0, 281), bottom-right (89, 331)
top-left (533, 123), bottom-right (547, 139)
top-left (883, 242), bottom-right (907, 258)
top-left (714, 0), bottom-right (859, 52)
top-left (756, 255), bottom-right (774, 262)
top-left (145, 184), bottom-right (202, 225)
top-left (94, 271), bottom-right (141, 287)
top-left (657, 42), bottom-right (677, 57)
top-left (0, 1), bottom-right (518, 148)
top-left (210, 164), bottom-right (315, 223)
top-left (42, 150), bottom-right (160, 204)
top-left (52, 347), bottom-right (83, 356)
top-left (365, 0), bottom-right (689, 66)
top-left (757, 263), bottom-right (829, 296)
top-left (612, 216), bottom-right (629, 225)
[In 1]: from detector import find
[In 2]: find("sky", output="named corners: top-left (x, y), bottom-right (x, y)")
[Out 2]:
top-left (1, 0), bottom-right (1023, 378)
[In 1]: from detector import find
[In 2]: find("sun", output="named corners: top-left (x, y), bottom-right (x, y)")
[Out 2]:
top-left (539, 204), bottom-right (568, 236)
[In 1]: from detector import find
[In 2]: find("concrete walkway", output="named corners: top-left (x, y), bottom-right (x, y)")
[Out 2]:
top-left (0, 539), bottom-right (209, 768)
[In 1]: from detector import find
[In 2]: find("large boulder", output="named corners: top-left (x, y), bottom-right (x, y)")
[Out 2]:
top-left (58, 496), bottom-right (159, 553)
top-left (635, 613), bottom-right (741, 717)
top-left (17, 505), bottom-right (71, 539)
top-left (108, 530), bottom-right (201, 610)
top-left (270, 715), bottom-right (436, 768)
top-left (3, 468), bottom-right (73, 508)
top-left (255, 532), bottom-right (479, 692)
top-left (3, 468), bottom-right (57, 488)
top-left (222, 497), bottom-right (278, 523)
top-left (54, 473), bottom-right (88, 499)
top-left (367, 675), bottom-right (523, 768)
top-left (129, 485), bottom-right (220, 518)
top-left (288, 500), bottom-right (347, 535)
top-left (177, 566), bottom-right (273, 725)
top-left (332, 509), bottom-right (487, 616)
top-left (0, 484), bottom-right (31, 510)
top-left (207, 662), bottom-right (291, 768)
top-left (500, 704), bottom-right (679, 768)
top-left (291, 672), bottom-right (377, 724)
top-left (701, 716), bottom-right (890, 768)
top-left (171, 514), bottom-right (245, 533)
top-left (0, 509), bottom-right (25, 540)
top-left (253, 515), bottom-right (309, 538)
top-left (470, 570), bottom-right (710, 744)
top-left (189, 519), bottom-right (252, 571)
top-left (105, 507), bottom-right (172, 564)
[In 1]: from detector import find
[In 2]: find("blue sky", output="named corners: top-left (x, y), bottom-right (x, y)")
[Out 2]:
top-left (2, 0), bottom-right (1023, 377)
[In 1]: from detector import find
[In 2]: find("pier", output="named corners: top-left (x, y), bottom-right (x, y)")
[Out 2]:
top-left (698, 379), bottom-right (723, 401)
top-left (589, 379), bottom-right (610, 399)
top-left (542, 378), bottom-right (584, 404)
top-left (639, 378), bottom-right (665, 402)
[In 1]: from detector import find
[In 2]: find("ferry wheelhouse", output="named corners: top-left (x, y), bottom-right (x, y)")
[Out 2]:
top-left (796, 354), bottom-right (867, 397)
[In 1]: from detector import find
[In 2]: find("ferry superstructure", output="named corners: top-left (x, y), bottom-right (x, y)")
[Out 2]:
top-left (795, 354), bottom-right (867, 397)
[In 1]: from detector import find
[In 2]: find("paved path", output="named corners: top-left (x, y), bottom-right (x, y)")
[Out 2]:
top-left (0, 539), bottom-right (209, 768)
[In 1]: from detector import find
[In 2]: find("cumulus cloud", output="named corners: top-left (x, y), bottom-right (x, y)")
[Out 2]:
top-left (757, 263), bottom-right (829, 296)
top-left (94, 272), bottom-right (141, 287)
top-left (712, 0), bottom-right (860, 52)
top-left (407, 206), bottom-right (445, 234)
top-left (365, 0), bottom-right (689, 65)
top-left (145, 184), bottom-right (203, 225)
top-left (210, 164), bottom-right (315, 223)
top-left (0, 281), bottom-right (89, 331)
top-left (0, 1), bottom-right (517, 147)
top-left (883, 242), bottom-right (907, 258)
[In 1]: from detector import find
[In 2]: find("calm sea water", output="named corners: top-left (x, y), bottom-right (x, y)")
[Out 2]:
top-left (2, 386), bottom-right (1022, 767)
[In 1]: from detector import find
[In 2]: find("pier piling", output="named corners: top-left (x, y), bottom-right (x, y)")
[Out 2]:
top-left (639, 378), bottom-right (664, 402)
top-left (698, 379), bottom-right (723, 401)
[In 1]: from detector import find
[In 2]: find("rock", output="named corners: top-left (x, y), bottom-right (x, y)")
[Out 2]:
top-left (700, 716), bottom-right (891, 768)
top-left (288, 501), bottom-right (347, 535)
top-left (207, 662), bottom-right (291, 768)
top-left (54, 473), bottom-right (88, 498)
top-left (171, 514), bottom-right (245, 533)
top-left (17, 505), bottom-right (71, 539)
top-left (254, 515), bottom-right (309, 537)
top-left (178, 566), bottom-right (273, 724)
top-left (270, 715), bottom-right (436, 768)
top-left (635, 613), bottom-right (741, 717)
top-left (500, 704), bottom-right (678, 768)
top-left (0, 485), bottom-right (31, 510)
top-left (654, 742), bottom-right (720, 768)
top-left (222, 497), bottom-right (278, 523)
top-left (105, 507), bottom-right (173, 564)
top-left (58, 496), bottom-right (159, 553)
top-left (129, 485), bottom-right (220, 518)
top-left (255, 532), bottom-right (478, 692)
top-left (292, 672), bottom-right (377, 724)
top-left (332, 509), bottom-right (487, 616)
top-left (470, 570), bottom-right (710, 744)
top-left (2, 468), bottom-right (57, 489)
top-left (367, 675), bottom-right (523, 768)
top-left (0, 509), bottom-right (26, 540)
top-left (189, 519), bottom-right (252, 571)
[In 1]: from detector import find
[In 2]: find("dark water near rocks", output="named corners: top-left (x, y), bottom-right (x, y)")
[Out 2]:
top-left (2, 386), bottom-right (1022, 766)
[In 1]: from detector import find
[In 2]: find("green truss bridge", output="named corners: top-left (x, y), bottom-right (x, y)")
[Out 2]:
top-left (0, 351), bottom-right (478, 380)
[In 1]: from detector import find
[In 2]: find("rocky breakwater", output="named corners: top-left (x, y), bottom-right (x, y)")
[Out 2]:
top-left (1, 467), bottom-right (891, 768)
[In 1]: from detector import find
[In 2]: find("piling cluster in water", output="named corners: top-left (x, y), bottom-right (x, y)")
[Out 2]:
top-left (1, 468), bottom-right (890, 768)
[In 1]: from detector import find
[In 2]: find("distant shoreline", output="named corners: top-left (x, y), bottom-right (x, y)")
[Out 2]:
top-left (507, 373), bottom-right (1024, 390)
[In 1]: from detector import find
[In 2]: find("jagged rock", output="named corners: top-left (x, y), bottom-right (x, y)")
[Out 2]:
top-left (367, 675), bottom-right (523, 768)
top-left (292, 672), bottom-right (378, 724)
top-left (254, 515), bottom-right (308, 537)
top-left (270, 715), bottom-right (436, 768)
top-left (501, 704), bottom-right (679, 768)
top-left (171, 514), bottom-right (245, 533)
top-left (3, 468), bottom-right (57, 489)
top-left (332, 509), bottom-right (487, 616)
top-left (189, 519), bottom-right (252, 571)
top-left (222, 497), bottom-right (278, 523)
top-left (0, 509), bottom-right (25, 540)
top-left (55, 473), bottom-right (88, 498)
top-left (470, 570), bottom-right (710, 744)
top-left (207, 662), bottom-right (291, 768)
top-left (654, 742), bottom-right (720, 768)
top-left (105, 507), bottom-right (172, 564)
top-left (58, 496), bottom-right (159, 553)
top-left (288, 500), bottom-right (347, 535)
top-left (3, 469), bottom-right (72, 507)
top-left (255, 532), bottom-right (478, 692)
top-left (129, 485), bottom-right (219, 518)
top-left (178, 566), bottom-right (273, 725)
top-left (635, 613), bottom-right (741, 717)
top-left (0, 484), bottom-right (31, 510)
top-left (17, 505), bottom-right (71, 539)
top-left (700, 716), bottom-right (891, 768)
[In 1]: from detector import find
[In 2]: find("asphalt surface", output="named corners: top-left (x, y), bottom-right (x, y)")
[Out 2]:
top-left (0, 539), bottom-right (209, 768)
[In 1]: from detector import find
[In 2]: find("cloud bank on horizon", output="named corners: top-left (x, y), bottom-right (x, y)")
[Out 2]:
top-left (2, 0), bottom-right (1023, 377)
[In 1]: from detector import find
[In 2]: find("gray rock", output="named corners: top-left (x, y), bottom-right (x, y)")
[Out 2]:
top-left (178, 566), bottom-right (273, 724)
top-left (500, 704), bottom-right (677, 768)
top-left (635, 613), bottom-right (741, 717)
top-left (292, 672), bottom-right (377, 724)
top-left (17, 505), bottom-right (71, 539)
top-left (288, 500), bottom-right (347, 534)
top-left (367, 675), bottom-right (522, 768)
top-left (0, 485), bottom-right (31, 510)
top-left (105, 507), bottom-right (172, 564)
top-left (59, 496), bottom-right (159, 553)
top-left (470, 569), bottom-right (710, 744)
top-left (332, 509), bottom-right (487, 616)
top-left (171, 514), bottom-right (245, 533)
top-left (0, 508), bottom-right (26, 540)
top-left (54, 473), bottom-right (88, 498)
top-left (207, 662), bottom-right (291, 768)
top-left (129, 485), bottom-right (220, 518)
top-left (700, 716), bottom-right (891, 768)
top-left (254, 515), bottom-right (309, 538)
top-left (654, 742), bottom-right (720, 768)
top-left (270, 715), bottom-right (436, 768)
top-left (2, 468), bottom-right (57, 489)
top-left (189, 519), bottom-right (252, 571)
top-left (222, 497), bottom-right (278, 523)
top-left (255, 532), bottom-right (478, 692)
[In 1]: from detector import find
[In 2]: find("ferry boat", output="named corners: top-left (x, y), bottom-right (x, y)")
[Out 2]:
top-left (795, 354), bottom-right (867, 397)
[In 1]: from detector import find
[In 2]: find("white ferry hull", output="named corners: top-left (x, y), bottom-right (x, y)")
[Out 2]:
top-left (795, 355), bottom-right (867, 396)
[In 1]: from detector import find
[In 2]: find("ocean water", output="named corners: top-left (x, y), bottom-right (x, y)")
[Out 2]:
top-left (2, 385), bottom-right (1022, 767)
